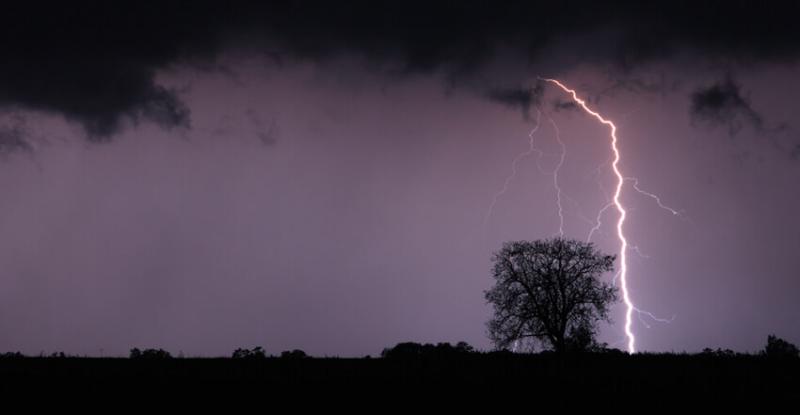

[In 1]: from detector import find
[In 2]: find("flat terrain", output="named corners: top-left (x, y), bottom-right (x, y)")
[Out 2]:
top-left (0, 353), bottom-right (797, 400)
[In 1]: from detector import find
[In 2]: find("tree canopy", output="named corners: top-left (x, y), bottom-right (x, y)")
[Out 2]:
top-left (485, 238), bottom-right (618, 353)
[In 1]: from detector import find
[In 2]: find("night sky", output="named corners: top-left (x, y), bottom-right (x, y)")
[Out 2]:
top-left (1, 2), bottom-right (799, 357)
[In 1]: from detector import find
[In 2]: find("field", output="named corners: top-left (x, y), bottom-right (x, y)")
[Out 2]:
top-left (1, 352), bottom-right (797, 400)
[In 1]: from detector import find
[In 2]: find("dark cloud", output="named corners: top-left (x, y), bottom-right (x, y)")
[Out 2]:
top-left (689, 77), bottom-right (763, 135)
top-left (486, 83), bottom-right (544, 120)
top-left (0, 3), bottom-right (220, 140)
top-left (0, 115), bottom-right (33, 155)
top-left (3, 2), bottom-right (800, 140)
top-left (593, 73), bottom-right (683, 104)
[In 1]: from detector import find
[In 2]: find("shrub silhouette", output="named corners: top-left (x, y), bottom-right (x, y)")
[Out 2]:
top-left (0, 351), bottom-right (24, 359)
top-left (454, 341), bottom-right (475, 353)
top-left (280, 349), bottom-right (308, 359)
top-left (129, 348), bottom-right (172, 359)
top-left (701, 348), bottom-right (737, 357)
top-left (381, 341), bottom-right (476, 359)
top-left (564, 322), bottom-right (607, 352)
top-left (764, 335), bottom-right (799, 359)
top-left (232, 346), bottom-right (267, 359)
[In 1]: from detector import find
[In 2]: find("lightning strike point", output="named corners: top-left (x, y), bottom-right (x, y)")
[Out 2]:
top-left (540, 77), bottom-right (637, 353)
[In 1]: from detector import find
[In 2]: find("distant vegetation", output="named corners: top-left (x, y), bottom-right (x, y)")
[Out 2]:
top-left (765, 334), bottom-right (800, 359)
top-left (232, 346), bottom-right (267, 359)
top-left (279, 349), bottom-right (309, 359)
top-left (381, 341), bottom-right (475, 359)
top-left (0, 335), bottom-right (797, 360)
top-left (129, 348), bottom-right (172, 359)
top-left (0, 337), bottom-right (797, 397)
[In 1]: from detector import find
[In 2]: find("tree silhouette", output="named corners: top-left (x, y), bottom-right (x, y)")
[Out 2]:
top-left (485, 238), bottom-right (618, 353)
top-left (764, 335), bottom-right (799, 359)
top-left (129, 348), bottom-right (172, 359)
top-left (232, 346), bottom-right (267, 359)
top-left (380, 341), bottom-right (476, 359)
top-left (280, 349), bottom-right (308, 359)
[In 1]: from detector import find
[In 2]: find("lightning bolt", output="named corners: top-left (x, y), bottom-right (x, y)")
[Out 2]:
top-left (635, 308), bottom-right (677, 329)
top-left (484, 110), bottom-right (545, 225)
top-left (546, 115), bottom-right (567, 237)
top-left (587, 201), bottom-right (614, 243)
top-left (539, 77), bottom-right (638, 353)
top-left (626, 177), bottom-right (683, 217)
top-left (487, 78), bottom-right (681, 353)
top-left (484, 109), bottom-right (569, 235)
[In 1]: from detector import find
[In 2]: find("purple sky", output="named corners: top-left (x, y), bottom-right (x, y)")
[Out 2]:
top-left (1, 3), bottom-right (799, 356)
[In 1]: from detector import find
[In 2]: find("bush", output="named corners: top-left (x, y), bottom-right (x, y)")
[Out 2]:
top-left (280, 349), bottom-right (308, 359)
top-left (0, 352), bottom-right (24, 359)
top-left (764, 335), bottom-right (799, 359)
top-left (129, 348), bottom-right (172, 359)
top-left (381, 341), bottom-right (477, 359)
top-left (701, 348), bottom-right (737, 357)
top-left (232, 346), bottom-right (267, 359)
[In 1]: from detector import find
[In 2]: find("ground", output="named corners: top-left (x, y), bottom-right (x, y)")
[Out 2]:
top-left (0, 352), bottom-right (797, 402)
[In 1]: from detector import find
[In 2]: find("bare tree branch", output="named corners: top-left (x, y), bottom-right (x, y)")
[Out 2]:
top-left (485, 238), bottom-right (618, 353)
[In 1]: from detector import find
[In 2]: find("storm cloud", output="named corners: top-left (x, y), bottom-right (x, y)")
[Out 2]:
top-left (0, 122), bottom-right (32, 156)
top-left (3, 2), bottom-right (800, 139)
top-left (690, 77), bottom-right (764, 135)
top-left (486, 83), bottom-right (545, 120)
top-left (689, 75), bottom-right (795, 143)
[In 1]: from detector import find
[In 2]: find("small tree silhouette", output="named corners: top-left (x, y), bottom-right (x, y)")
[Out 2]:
top-left (454, 341), bottom-right (475, 353)
top-left (381, 342), bottom-right (477, 359)
top-left (0, 351), bottom-right (24, 359)
top-left (764, 335), bottom-right (799, 359)
top-left (485, 238), bottom-right (618, 353)
top-left (129, 348), bottom-right (172, 359)
top-left (280, 349), bottom-right (308, 359)
top-left (232, 346), bottom-right (267, 359)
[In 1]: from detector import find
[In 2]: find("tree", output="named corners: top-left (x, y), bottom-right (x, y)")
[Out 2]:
top-left (129, 348), bottom-right (172, 359)
top-left (485, 238), bottom-right (618, 353)
top-left (280, 349), bottom-right (308, 359)
top-left (380, 341), bottom-right (476, 359)
top-left (763, 335), bottom-right (799, 359)
top-left (232, 346), bottom-right (267, 359)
